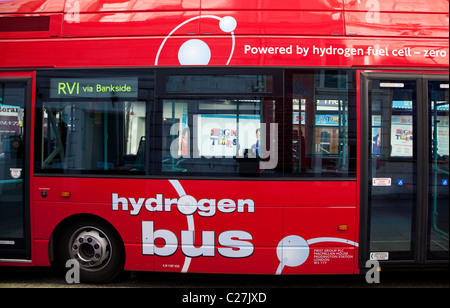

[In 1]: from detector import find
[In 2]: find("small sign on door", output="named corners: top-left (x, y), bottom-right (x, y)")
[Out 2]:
top-left (372, 178), bottom-right (392, 186)
top-left (370, 252), bottom-right (389, 261)
top-left (10, 168), bottom-right (22, 179)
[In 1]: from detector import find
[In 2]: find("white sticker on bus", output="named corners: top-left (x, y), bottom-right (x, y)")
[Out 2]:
top-left (372, 178), bottom-right (392, 186)
top-left (370, 252), bottom-right (389, 261)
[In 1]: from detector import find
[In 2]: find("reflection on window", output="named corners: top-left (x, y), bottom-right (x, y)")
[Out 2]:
top-left (430, 82), bottom-right (449, 159)
top-left (37, 100), bottom-right (146, 173)
top-left (0, 82), bottom-right (27, 240)
top-left (161, 99), bottom-right (277, 176)
top-left (34, 69), bottom-right (357, 178)
top-left (369, 80), bottom-right (416, 159)
top-left (0, 83), bottom-right (26, 161)
top-left (285, 70), bottom-right (356, 176)
top-left (165, 75), bottom-right (273, 93)
top-left (428, 81), bottom-right (449, 257)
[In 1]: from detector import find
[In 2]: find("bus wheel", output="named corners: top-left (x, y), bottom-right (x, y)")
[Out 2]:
top-left (55, 218), bottom-right (125, 283)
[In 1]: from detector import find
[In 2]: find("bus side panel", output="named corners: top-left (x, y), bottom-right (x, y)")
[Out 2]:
top-left (0, 38), bottom-right (448, 69)
top-left (32, 177), bottom-right (357, 274)
top-left (152, 205), bottom-right (282, 274)
top-left (282, 207), bottom-right (357, 274)
top-left (32, 177), bottom-right (157, 269)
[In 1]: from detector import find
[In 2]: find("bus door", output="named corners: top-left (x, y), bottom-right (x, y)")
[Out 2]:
top-left (0, 74), bottom-right (32, 261)
top-left (360, 73), bottom-right (449, 267)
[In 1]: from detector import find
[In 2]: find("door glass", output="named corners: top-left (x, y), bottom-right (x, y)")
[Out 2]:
top-left (0, 82), bottom-right (27, 253)
top-left (427, 80), bottom-right (449, 260)
top-left (368, 79), bottom-right (417, 260)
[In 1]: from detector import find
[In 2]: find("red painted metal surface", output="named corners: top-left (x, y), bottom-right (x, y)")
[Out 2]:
top-left (0, 36), bottom-right (447, 69)
top-left (201, 0), bottom-right (344, 11)
top-left (1, 0), bottom-right (448, 39)
top-left (61, 11), bottom-right (201, 37)
top-left (0, 0), bottom-right (64, 13)
top-left (343, 0), bottom-right (449, 13)
top-left (199, 10), bottom-right (344, 36)
top-left (32, 177), bottom-right (358, 274)
top-left (59, 10), bottom-right (345, 37)
top-left (1, 0), bottom-right (449, 275)
top-left (345, 11), bottom-right (449, 38)
top-left (65, 0), bottom-right (201, 13)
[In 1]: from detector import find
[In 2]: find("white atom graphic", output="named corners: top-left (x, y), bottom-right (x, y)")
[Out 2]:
top-left (276, 235), bottom-right (359, 275)
top-left (178, 39), bottom-right (212, 65)
top-left (155, 15), bottom-right (237, 66)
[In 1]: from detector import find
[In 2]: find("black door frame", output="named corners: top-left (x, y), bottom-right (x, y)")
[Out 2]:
top-left (359, 71), bottom-right (449, 269)
top-left (0, 75), bottom-right (33, 262)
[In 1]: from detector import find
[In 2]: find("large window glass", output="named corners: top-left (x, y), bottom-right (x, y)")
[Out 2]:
top-left (38, 100), bottom-right (146, 172)
top-left (34, 70), bottom-right (152, 174)
top-left (159, 98), bottom-right (280, 177)
top-left (427, 80), bottom-right (449, 259)
top-left (284, 70), bottom-right (356, 177)
top-left (34, 69), bottom-right (356, 179)
top-left (0, 81), bottom-right (27, 245)
top-left (165, 75), bottom-right (273, 94)
top-left (156, 71), bottom-right (281, 177)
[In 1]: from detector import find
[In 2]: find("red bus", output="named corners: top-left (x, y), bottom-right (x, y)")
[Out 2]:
top-left (0, 0), bottom-right (448, 283)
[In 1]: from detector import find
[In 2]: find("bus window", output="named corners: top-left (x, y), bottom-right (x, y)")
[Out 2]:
top-left (284, 70), bottom-right (356, 177)
top-left (33, 69), bottom-right (357, 179)
top-left (164, 74), bottom-right (273, 94)
top-left (156, 71), bottom-right (282, 178)
top-left (37, 100), bottom-right (146, 173)
top-left (160, 98), bottom-right (280, 177)
top-left (34, 70), bottom-right (152, 175)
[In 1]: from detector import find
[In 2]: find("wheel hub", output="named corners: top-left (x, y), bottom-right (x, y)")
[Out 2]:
top-left (71, 228), bottom-right (110, 268)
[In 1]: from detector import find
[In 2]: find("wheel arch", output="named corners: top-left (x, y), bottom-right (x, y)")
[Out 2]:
top-left (48, 213), bottom-right (125, 266)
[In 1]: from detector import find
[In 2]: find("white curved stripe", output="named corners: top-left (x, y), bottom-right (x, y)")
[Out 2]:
top-left (199, 15), bottom-right (223, 21)
top-left (307, 237), bottom-right (359, 247)
top-left (155, 16), bottom-right (202, 65)
top-left (168, 179), bottom-right (195, 230)
top-left (181, 256), bottom-right (192, 273)
top-left (275, 260), bottom-right (286, 276)
top-left (155, 15), bottom-right (234, 66)
top-left (168, 179), bottom-right (194, 273)
top-left (169, 179), bottom-right (186, 196)
top-left (226, 31), bottom-right (235, 65)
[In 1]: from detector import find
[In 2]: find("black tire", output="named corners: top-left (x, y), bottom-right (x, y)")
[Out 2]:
top-left (55, 217), bottom-right (125, 283)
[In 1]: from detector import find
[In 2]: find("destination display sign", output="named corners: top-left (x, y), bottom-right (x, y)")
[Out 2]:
top-left (50, 77), bottom-right (138, 99)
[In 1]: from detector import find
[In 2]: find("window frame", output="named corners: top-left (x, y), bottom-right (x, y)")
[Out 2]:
top-left (33, 68), bottom-right (357, 180)
top-left (34, 69), bottom-right (154, 176)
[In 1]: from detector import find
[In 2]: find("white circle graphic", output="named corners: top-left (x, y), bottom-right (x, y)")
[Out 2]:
top-left (155, 15), bottom-right (237, 66)
top-left (178, 39), bottom-right (211, 65)
top-left (276, 235), bottom-right (310, 268)
top-left (219, 16), bottom-right (237, 33)
top-left (177, 195), bottom-right (198, 215)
